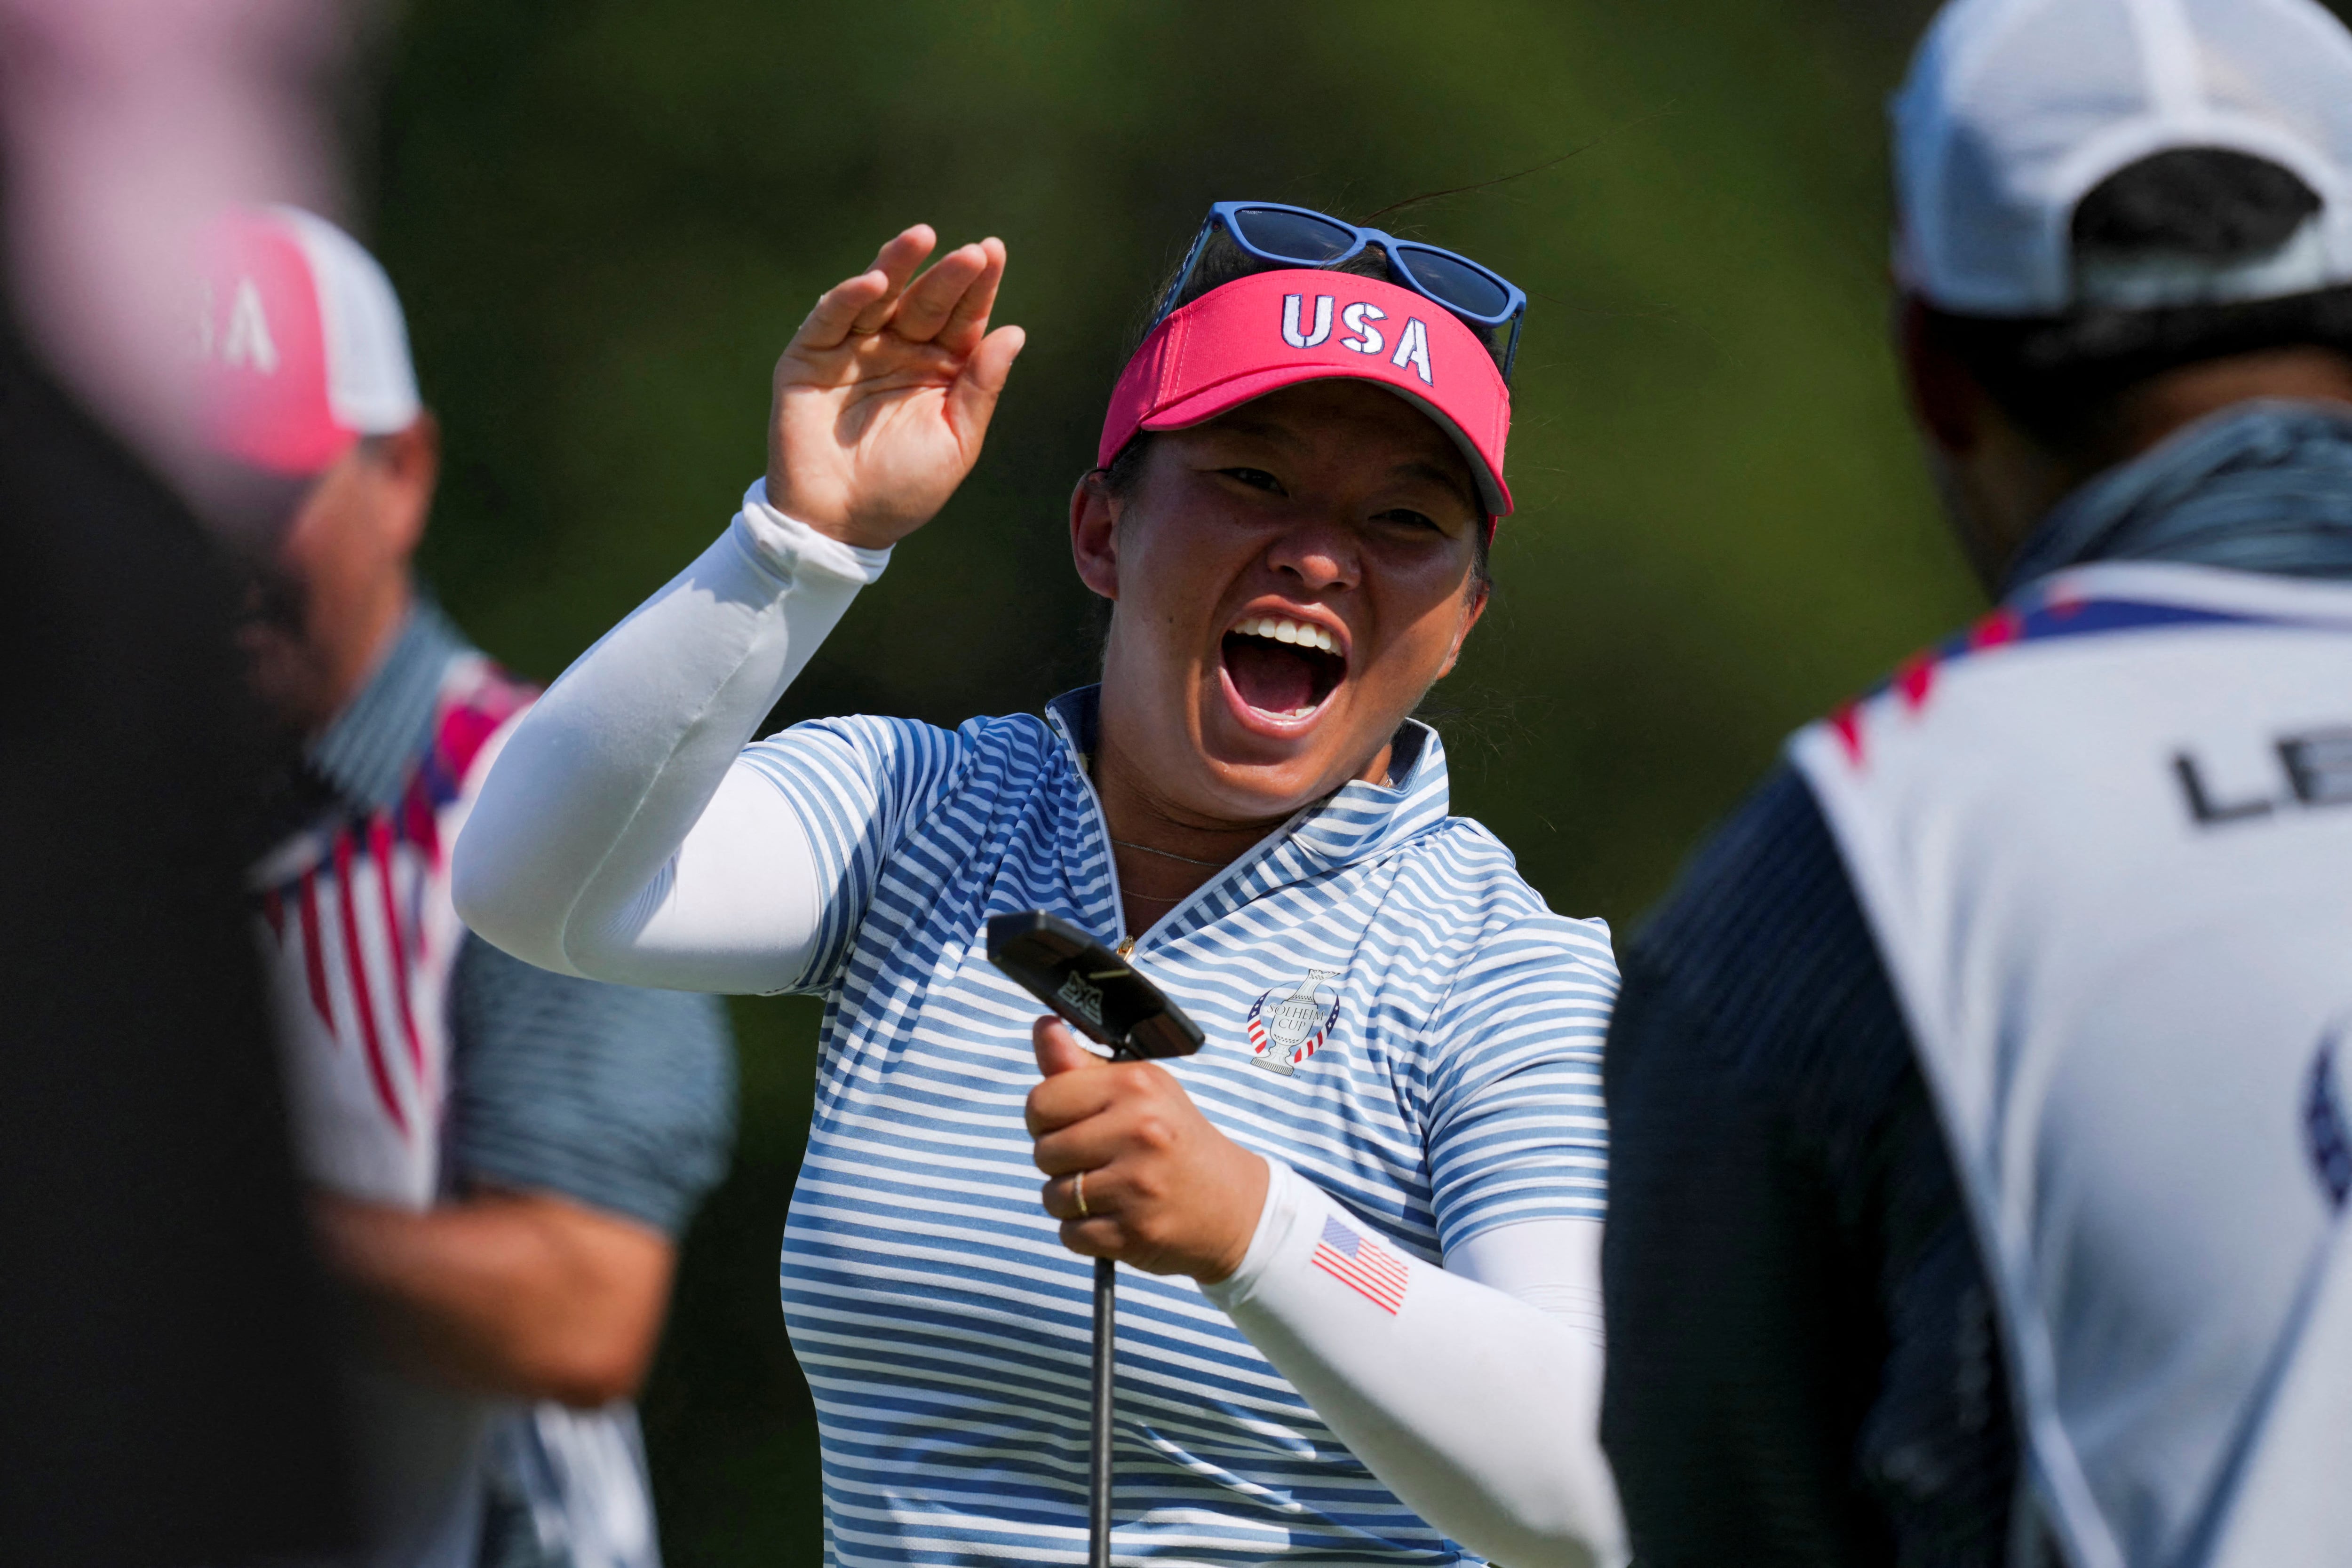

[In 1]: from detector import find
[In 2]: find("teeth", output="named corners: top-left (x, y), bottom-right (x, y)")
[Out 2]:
top-left (1236, 616), bottom-right (1339, 655)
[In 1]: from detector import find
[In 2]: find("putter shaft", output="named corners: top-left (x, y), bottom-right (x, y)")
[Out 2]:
top-left (1090, 1255), bottom-right (1115, 1568)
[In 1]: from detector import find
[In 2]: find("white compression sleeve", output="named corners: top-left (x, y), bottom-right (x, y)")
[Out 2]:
top-left (452, 481), bottom-right (889, 992)
top-left (1201, 1161), bottom-right (1628, 1568)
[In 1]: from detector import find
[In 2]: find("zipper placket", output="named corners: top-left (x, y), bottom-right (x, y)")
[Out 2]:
top-left (1130, 810), bottom-right (1305, 953)
top-left (1051, 710), bottom-right (1311, 960)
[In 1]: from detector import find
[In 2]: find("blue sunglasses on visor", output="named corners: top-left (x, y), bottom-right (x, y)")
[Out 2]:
top-left (1155, 201), bottom-right (1528, 379)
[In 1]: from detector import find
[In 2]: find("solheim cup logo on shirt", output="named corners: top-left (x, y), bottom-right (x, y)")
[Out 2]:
top-left (1247, 970), bottom-right (1341, 1077)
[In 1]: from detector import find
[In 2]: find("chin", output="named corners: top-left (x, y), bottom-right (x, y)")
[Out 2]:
top-left (1198, 684), bottom-right (1385, 816)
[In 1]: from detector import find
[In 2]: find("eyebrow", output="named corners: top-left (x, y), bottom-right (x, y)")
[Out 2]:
top-left (1394, 458), bottom-right (1481, 517)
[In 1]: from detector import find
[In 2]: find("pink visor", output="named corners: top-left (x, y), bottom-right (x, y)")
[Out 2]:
top-left (1099, 269), bottom-right (1513, 518)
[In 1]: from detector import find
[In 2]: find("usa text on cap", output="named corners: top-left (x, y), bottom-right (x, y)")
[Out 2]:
top-left (1100, 269), bottom-right (1514, 519)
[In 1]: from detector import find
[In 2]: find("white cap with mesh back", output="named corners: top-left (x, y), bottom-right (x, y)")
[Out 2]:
top-left (1892, 0), bottom-right (2352, 317)
top-left (199, 205), bottom-right (422, 475)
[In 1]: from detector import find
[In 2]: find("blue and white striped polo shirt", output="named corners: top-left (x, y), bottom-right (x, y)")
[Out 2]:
top-left (741, 688), bottom-right (1615, 1567)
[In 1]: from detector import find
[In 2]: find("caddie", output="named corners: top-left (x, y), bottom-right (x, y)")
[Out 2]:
top-left (1601, 2), bottom-right (2352, 1564)
top-left (202, 206), bottom-right (737, 1568)
top-left (456, 208), bottom-right (1628, 1566)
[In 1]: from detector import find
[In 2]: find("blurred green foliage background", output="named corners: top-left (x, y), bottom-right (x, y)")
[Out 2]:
top-left (365, 1), bottom-right (1971, 1560)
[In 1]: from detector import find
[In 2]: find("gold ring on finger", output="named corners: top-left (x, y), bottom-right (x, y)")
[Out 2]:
top-left (1073, 1170), bottom-right (1089, 1218)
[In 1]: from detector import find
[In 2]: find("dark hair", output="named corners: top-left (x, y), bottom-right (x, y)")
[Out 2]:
top-left (1099, 225), bottom-right (1494, 593)
top-left (1922, 147), bottom-right (2352, 454)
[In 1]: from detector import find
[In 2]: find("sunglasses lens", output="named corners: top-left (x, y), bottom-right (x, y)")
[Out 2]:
top-left (1231, 206), bottom-right (1358, 264)
top-left (1395, 245), bottom-right (1512, 319)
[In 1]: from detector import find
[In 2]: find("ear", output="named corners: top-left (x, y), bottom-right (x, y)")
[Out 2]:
top-left (372, 411), bottom-right (442, 560)
top-left (1433, 575), bottom-right (1489, 681)
top-left (1070, 468), bottom-right (1121, 600)
top-left (1896, 294), bottom-right (1986, 458)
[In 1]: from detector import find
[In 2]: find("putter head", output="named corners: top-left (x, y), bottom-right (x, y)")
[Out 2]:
top-left (985, 910), bottom-right (1206, 1062)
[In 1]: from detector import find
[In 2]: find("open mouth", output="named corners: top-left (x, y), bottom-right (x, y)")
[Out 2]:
top-left (1220, 614), bottom-right (1347, 721)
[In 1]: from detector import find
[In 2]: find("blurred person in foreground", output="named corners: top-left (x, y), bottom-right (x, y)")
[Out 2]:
top-left (1602, 1), bottom-right (2352, 1565)
top-left (0, 1), bottom-right (361, 1562)
top-left (204, 206), bottom-right (736, 1568)
top-left (455, 211), bottom-right (1628, 1566)
top-left (0, 298), bottom-right (356, 1568)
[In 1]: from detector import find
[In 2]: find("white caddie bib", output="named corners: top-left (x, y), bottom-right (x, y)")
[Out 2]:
top-left (1790, 562), bottom-right (2352, 1568)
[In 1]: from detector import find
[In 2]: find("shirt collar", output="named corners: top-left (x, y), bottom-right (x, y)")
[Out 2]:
top-left (306, 599), bottom-right (470, 814)
top-left (1043, 684), bottom-right (1453, 880)
top-left (2005, 398), bottom-right (2352, 594)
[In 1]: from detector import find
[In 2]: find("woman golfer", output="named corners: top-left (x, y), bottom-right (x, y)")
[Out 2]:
top-left (457, 209), bottom-right (1624, 1568)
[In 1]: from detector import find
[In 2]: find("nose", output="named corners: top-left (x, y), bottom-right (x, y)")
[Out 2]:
top-left (1264, 513), bottom-right (1362, 595)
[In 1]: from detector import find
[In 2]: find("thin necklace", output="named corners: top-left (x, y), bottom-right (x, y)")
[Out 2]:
top-left (1111, 837), bottom-right (1226, 868)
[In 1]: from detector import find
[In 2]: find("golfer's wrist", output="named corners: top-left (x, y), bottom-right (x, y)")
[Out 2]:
top-left (1186, 1147), bottom-right (1273, 1286)
top-left (736, 477), bottom-right (894, 588)
top-left (1198, 1154), bottom-right (1303, 1301)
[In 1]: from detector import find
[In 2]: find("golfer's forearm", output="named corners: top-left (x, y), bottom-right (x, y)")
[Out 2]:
top-left (455, 482), bottom-right (887, 990)
top-left (1203, 1163), bottom-right (1628, 1568)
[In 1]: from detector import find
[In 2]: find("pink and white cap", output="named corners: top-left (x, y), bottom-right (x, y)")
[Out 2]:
top-left (198, 206), bottom-right (421, 475)
top-left (1099, 269), bottom-right (1514, 519)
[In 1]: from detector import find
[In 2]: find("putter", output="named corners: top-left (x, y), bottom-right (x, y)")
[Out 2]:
top-left (986, 911), bottom-right (1205, 1568)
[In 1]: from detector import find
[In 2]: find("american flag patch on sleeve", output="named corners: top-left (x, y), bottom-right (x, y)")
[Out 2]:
top-left (1311, 1214), bottom-right (1409, 1314)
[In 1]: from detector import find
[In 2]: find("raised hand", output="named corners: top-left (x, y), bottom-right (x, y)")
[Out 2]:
top-left (766, 225), bottom-right (1025, 551)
